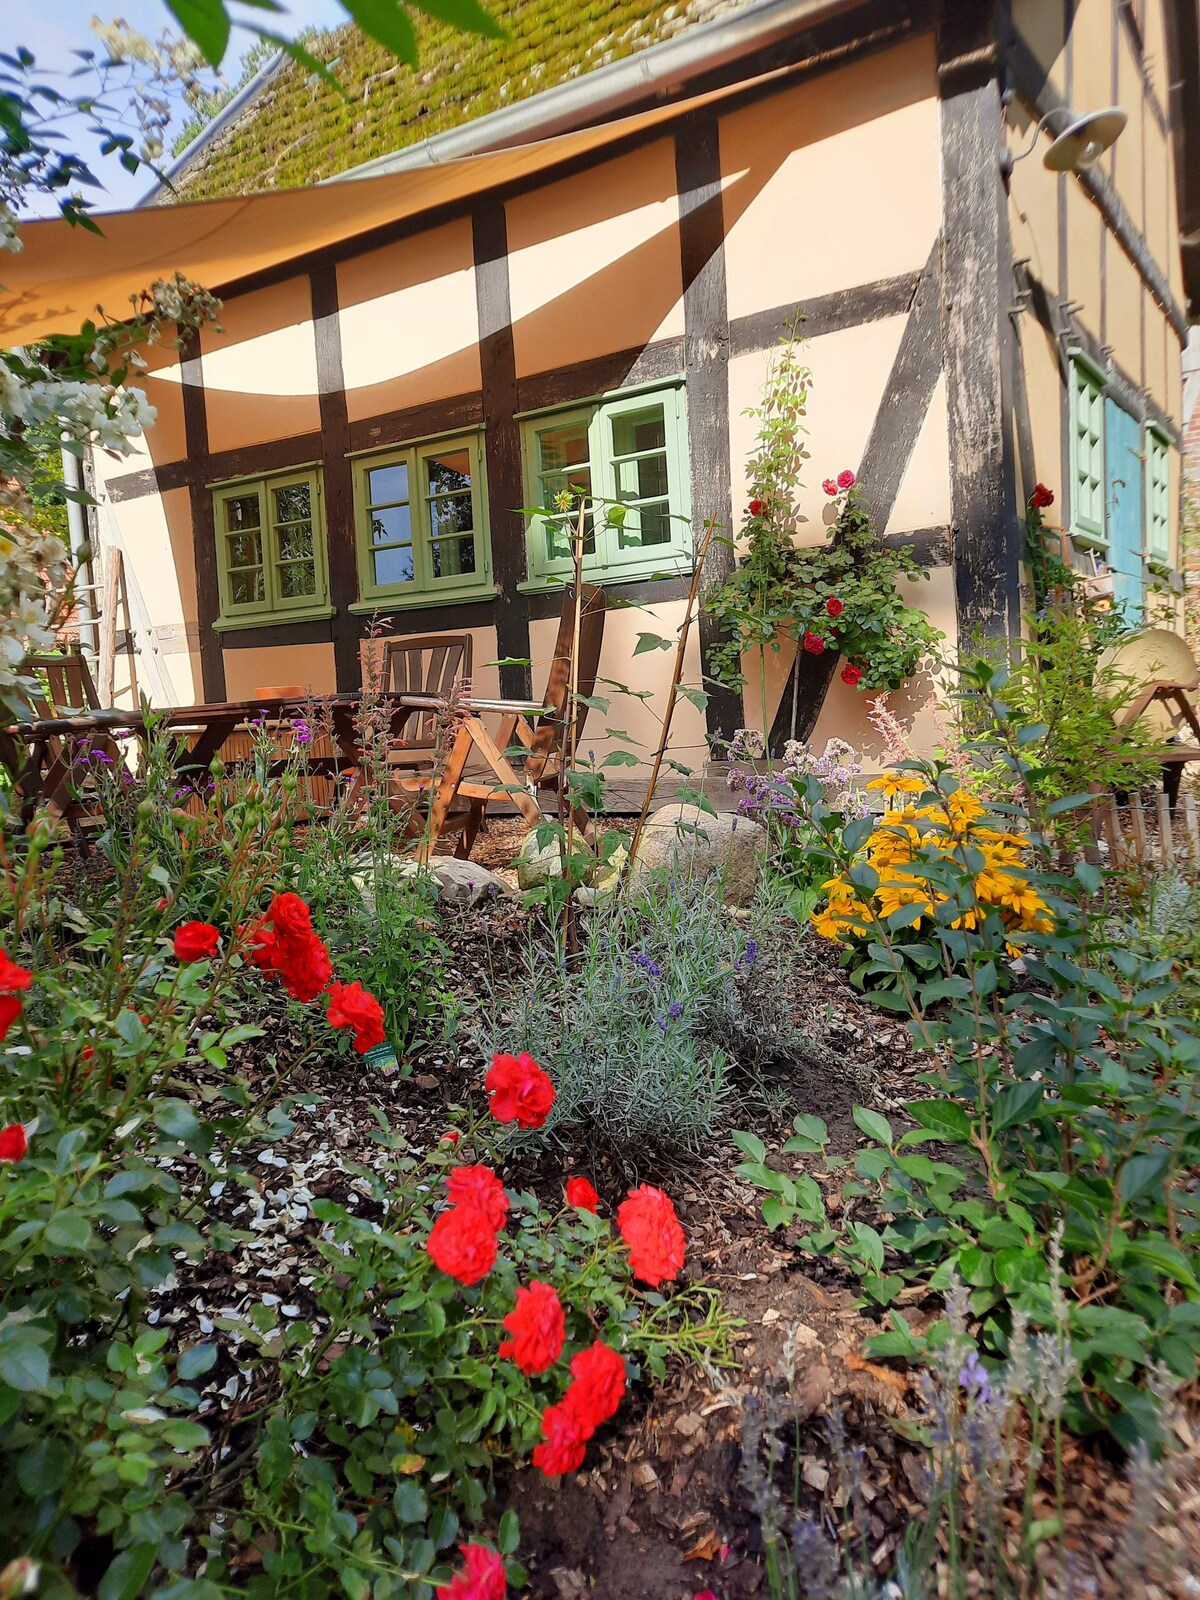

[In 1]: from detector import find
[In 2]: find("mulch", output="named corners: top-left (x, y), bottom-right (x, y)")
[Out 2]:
top-left (149, 818), bottom-right (1200, 1598)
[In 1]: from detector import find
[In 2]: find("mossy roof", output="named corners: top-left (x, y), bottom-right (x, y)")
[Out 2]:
top-left (168, 0), bottom-right (757, 202)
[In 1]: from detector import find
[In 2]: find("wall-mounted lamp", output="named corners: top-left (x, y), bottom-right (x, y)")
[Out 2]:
top-left (1001, 105), bottom-right (1127, 177)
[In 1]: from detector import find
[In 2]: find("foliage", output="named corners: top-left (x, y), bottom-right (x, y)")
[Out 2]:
top-left (735, 681), bottom-right (1200, 1448)
top-left (740, 1290), bottom-right (1187, 1600)
top-left (484, 874), bottom-right (786, 1152)
top-left (703, 326), bottom-right (940, 696)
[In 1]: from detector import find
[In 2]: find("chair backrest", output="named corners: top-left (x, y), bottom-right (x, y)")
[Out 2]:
top-left (23, 647), bottom-right (102, 718)
top-left (378, 633), bottom-right (473, 745)
top-left (527, 583), bottom-right (606, 779)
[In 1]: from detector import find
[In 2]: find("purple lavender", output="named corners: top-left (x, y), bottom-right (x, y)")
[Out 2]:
top-left (632, 953), bottom-right (662, 979)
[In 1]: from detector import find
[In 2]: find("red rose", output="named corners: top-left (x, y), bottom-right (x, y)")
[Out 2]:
top-left (0, 951), bottom-right (32, 994)
top-left (446, 1165), bottom-right (509, 1232)
top-left (821, 478), bottom-right (838, 496)
top-left (826, 597), bottom-right (844, 618)
top-left (485, 1052), bottom-right (555, 1129)
top-left (568, 1341), bottom-right (626, 1429)
top-left (425, 1205), bottom-right (498, 1285)
top-left (267, 892), bottom-right (313, 941)
top-left (499, 1279), bottom-right (565, 1375)
top-left (436, 1544), bottom-right (506, 1600)
top-left (565, 1176), bottom-right (599, 1213)
top-left (616, 1184), bottom-right (686, 1286)
top-left (0, 995), bottom-right (22, 1043)
top-left (440, 1130), bottom-right (461, 1147)
top-left (173, 921), bottom-right (220, 964)
top-left (277, 934), bottom-right (333, 1003)
top-left (326, 980), bottom-right (386, 1054)
top-left (747, 498), bottom-right (765, 516)
top-left (0, 1123), bottom-right (27, 1162)
top-left (1030, 483), bottom-right (1055, 509)
top-left (841, 664), bottom-right (863, 687)
top-left (532, 1399), bottom-right (589, 1477)
top-left (242, 919), bottom-right (277, 970)
top-left (802, 632), bottom-right (826, 655)
top-left (837, 469), bottom-right (856, 489)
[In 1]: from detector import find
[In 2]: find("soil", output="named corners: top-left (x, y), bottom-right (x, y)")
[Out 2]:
top-left (152, 815), bottom-right (1200, 1599)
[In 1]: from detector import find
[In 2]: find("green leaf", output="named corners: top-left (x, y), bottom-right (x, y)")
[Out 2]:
top-left (731, 1130), bottom-right (766, 1164)
top-left (633, 632), bottom-right (674, 655)
top-left (99, 1545), bottom-right (157, 1600)
top-left (408, 0), bottom-right (504, 39)
top-left (44, 1211), bottom-right (94, 1253)
top-left (1119, 1152), bottom-right (1171, 1206)
top-left (0, 1340), bottom-right (50, 1393)
top-left (676, 685), bottom-right (709, 711)
top-left (1046, 792), bottom-right (1095, 816)
top-left (760, 1195), bottom-right (794, 1232)
top-left (164, 0), bottom-right (230, 64)
top-left (339, 0), bottom-right (418, 63)
top-left (906, 1099), bottom-right (973, 1143)
top-left (990, 1081), bottom-right (1043, 1133)
top-left (18, 1437), bottom-right (72, 1497)
top-left (852, 1106), bottom-right (893, 1148)
top-left (177, 1344), bottom-right (218, 1380)
top-left (154, 1099), bottom-right (201, 1142)
top-left (498, 1510), bottom-right (520, 1555)
top-left (162, 1420), bottom-right (210, 1450)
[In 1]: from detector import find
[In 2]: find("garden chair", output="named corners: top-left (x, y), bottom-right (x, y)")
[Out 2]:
top-left (6, 647), bottom-right (128, 830)
top-left (1104, 628), bottom-right (1200, 807)
top-left (404, 584), bottom-right (607, 857)
top-left (375, 632), bottom-right (473, 775)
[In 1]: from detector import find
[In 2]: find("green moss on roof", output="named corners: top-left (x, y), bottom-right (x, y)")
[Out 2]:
top-left (170, 0), bottom-right (752, 202)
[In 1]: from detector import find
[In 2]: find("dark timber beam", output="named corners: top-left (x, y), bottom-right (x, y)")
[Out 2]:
top-left (311, 265), bottom-right (360, 691)
top-left (675, 111), bottom-right (742, 748)
top-left (179, 331), bottom-right (226, 702)
top-left (939, 5), bottom-right (1022, 651)
top-left (473, 204), bottom-right (532, 702)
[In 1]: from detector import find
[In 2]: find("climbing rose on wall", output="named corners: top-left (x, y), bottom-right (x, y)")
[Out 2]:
top-left (826, 596), bottom-right (844, 618)
top-left (616, 1184), bottom-right (686, 1286)
top-left (325, 980), bottom-right (386, 1054)
top-left (747, 498), bottom-right (765, 515)
top-left (803, 632), bottom-right (826, 655)
top-left (435, 1544), bottom-right (506, 1600)
top-left (821, 477), bottom-right (838, 496)
top-left (837, 468), bottom-right (856, 489)
top-left (173, 922), bottom-right (220, 963)
top-left (499, 1280), bottom-right (565, 1376)
top-left (841, 664), bottom-right (864, 687)
top-left (1030, 482), bottom-right (1055, 509)
top-left (485, 1052), bottom-right (555, 1129)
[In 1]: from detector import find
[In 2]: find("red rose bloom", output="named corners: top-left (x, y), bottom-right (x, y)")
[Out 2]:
top-left (826, 597), bottom-right (844, 618)
top-left (440, 1130), bottom-right (461, 1147)
top-left (425, 1205), bottom-right (498, 1285)
top-left (173, 922), bottom-right (220, 964)
top-left (499, 1279), bottom-right (565, 1376)
top-left (568, 1341), bottom-right (626, 1429)
top-left (267, 892), bottom-right (313, 941)
top-left (0, 952), bottom-right (32, 993)
top-left (485, 1052), bottom-right (555, 1129)
top-left (532, 1399), bottom-right (589, 1477)
top-left (1030, 483), bottom-right (1055, 509)
top-left (276, 934), bottom-right (334, 1003)
top-left (747, 498), bottom-right (765, 516)
top-left (837, 469), bottom-right (856, 490)
top-left (802, 632), bottom-right (826, 655)
top-left (841, 664), bottom-right (864, 687)
top-left (0, 1123), bottom-right (27, 1162)
top-left (565, 1176), bottom-right (599, 1213)
top-left (617, 1184), bottom-right (686, 1286)
top-left (821, 478), bottom-right (838, 496)
top-left (436, 1544), bottom-right (506, 1600)
top-left (0, 995), bottom-right (22, 1042)
top-left (326, 980), bottom-right (386, 1054)
top-left (446, 1165), bottom-right (509, 1232)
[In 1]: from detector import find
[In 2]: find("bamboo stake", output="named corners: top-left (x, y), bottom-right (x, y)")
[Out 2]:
top-left (1183, 792), bottom-right (1200, 862)
top-left (561, 500), bottom-right (587, 949)
top-left (1157, 793), bottom-right (1174, 866)
top-left (98, 547), bottom-right (120, 707)
top-left (1105, 798), bottom-right (1126, 869)
top-left (620, 516), bottom-right (717, 892)
top-left (1130, 793), bottom-right (1149, 862)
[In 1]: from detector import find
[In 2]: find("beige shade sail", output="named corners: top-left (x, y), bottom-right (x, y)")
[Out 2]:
top-left (0, 65), bottom-right (785, 347)
top-left (1099, 627), bottom-right (1200, 739)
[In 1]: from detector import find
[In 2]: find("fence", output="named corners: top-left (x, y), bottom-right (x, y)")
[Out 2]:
top-left (1088, 792), bottom-right (1200, 868)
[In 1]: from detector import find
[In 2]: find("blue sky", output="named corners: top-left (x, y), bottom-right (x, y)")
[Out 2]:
top-left (18, 0), bottom-right (346, 212)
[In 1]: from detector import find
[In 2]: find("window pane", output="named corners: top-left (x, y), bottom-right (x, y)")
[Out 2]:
top-left (273, 483), bottom-right (311, 524)
top-left (616, 454), bottom-right (669, 501)
top-left (538, 421), bottom-right (589, 474)
top-left (227, 531), bottom-right (262, 570)
top-left (431, 537), bottom-right (477, 579)
top-left (430, 492), bottom-right (474, 537)
top-left (370, 503), bottom-right (412, 546)
top-left (374, 546), bottom-right (414, 587)
top-left (368, 462), bottom-right (408, 505)
top-left (277, 561), bottom-right (317, 599)
top-left (277, 521), bottom-right (314, 563)
top-left (635, 503), bottom-right (672, 547)
top-left (225, 494), bottom-right (260, 533)
top-left (231, 568), bottom-right (264, 605)
top-left (611, 406), bottom-right (666, 456)
top-left (426, 449), bottom-right (471, 496)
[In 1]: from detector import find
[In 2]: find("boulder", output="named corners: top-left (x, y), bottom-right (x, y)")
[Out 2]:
top-left (350, 851), bottom-right (514, 910)
top-left (630, 803), bottom-right (766, 906)
top-left (515, 830), bottom-right (626, 896)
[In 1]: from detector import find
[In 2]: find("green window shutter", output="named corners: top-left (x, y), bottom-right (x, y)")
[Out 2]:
top-left (1068, 354), bottom-right (1106, 546)
top-left (521, 383), bottom-right (691, 587)
top-left (213, 468), bottom-right (330, 628)
top-left (1145, 427), bottom-right (1172, 563)
top-left (352, 432), bottom-right (493, 609)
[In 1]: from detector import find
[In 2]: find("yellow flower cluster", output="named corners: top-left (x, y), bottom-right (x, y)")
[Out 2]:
top-left (812, 775), bottom-right (1053, 951)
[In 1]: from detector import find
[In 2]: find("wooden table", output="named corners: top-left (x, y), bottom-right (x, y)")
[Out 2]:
top-left (0, 691), bottom-right (449, 824)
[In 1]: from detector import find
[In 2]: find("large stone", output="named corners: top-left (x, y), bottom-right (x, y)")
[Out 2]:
top-left (515, 830), bottom-right (625, 895)
top-left (630, 803), bottom-right (766, 906)
top-left (350, 851), bottom-right (514, 910)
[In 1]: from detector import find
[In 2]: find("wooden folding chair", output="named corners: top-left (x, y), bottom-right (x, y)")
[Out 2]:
top-left (375, 633), bottom-right (473, 767)
top-left (412, 585), bottom-right (607, 857)
top-left (10, 647), bottom-right (126, 830)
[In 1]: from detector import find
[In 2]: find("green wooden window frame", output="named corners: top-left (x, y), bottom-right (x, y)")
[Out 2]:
top-left (352, 433), bottom-right (492, 610)
top-left (1068, 353), bottom-right (1107, 546)
top-left (522, 385), bottom-right (691, 586)
top-left (213, 468), bottom-right (331, 629)
top-left (1146, 426), bottom-right (1172, 563)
